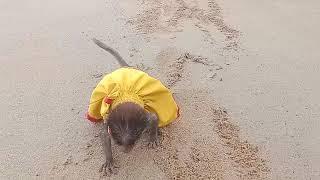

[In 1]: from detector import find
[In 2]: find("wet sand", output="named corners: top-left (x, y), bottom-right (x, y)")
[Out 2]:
top-left (1, 0), bottom-right (319, 179)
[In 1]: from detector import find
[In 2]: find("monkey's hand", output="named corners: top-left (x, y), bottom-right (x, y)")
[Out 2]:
top-left (99, 123), bottom-right (119, 176)
top-left (99, 160), bottom-right (119, 176)
top-left (147, 113), bottom-right (161, 148)
top-left (148, 131), bottom-right (160, 148)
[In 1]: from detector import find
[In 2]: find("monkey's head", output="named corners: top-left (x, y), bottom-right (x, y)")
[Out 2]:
top-left (106, 102), bottom-right (148, 153)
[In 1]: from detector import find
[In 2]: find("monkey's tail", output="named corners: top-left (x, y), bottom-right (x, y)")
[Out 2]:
top-left (92, 38), bottom-right (129, 67)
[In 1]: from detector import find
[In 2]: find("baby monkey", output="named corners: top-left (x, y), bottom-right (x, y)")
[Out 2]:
top-left (87, 38), bottom-right (179, 175)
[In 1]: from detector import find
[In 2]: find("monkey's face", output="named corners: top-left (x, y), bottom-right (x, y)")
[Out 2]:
top-left (107, 102), bottom-right (147, 152)
top-left (109, 126), bottom-right (145, 153)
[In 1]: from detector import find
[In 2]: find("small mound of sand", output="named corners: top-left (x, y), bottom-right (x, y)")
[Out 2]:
top-left (212, 107), bottom-right (270, 179)
top-left (149, 86), bottom-right (270, 179)
top-left (156, 51), bottom-right (220, 87)
top-left (129, 0), bottom-right (240, 52)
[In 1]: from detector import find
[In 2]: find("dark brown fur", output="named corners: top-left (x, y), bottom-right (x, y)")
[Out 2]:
top-left (107, 102), bottom-right (147, 147)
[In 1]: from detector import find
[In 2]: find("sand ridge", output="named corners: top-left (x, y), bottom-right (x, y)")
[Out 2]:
top-left (150, 49), bottom-right (270, 179)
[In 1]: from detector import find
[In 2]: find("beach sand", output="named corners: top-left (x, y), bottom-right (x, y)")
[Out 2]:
top-left (1, 0), bottom-right (319, 179)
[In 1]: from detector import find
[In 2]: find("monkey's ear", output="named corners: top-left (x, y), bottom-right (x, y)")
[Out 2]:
top-left (104, 119), bottom-right (112, 134)
top-left (107, 125), bottom-right (112, 135)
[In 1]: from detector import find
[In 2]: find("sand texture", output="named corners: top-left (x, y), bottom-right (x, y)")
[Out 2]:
top-left (1, 0), bottom-right (320, 179)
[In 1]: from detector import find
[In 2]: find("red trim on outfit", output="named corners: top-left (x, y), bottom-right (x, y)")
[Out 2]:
top-left (104, 97), bottom-right (113, 104)
top-left (172, 94), bottom-right (180, 118)
top-left (85, 112), bottom-right (102, 123)
top-left (177, 106), bottom-right (180, 118)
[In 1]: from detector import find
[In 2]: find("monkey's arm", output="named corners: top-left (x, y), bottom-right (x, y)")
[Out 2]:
top-left (146, 112), bottom-right (160, 147)
top-left (99, 123), bottom-right (117, 175)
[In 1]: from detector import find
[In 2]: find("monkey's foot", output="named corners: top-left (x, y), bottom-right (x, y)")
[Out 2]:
top-left (147, 135), bottom-right (161, 148)
top-left (99, 161), bottom-right (119, 176)
top-left (147, 141), bottom-right (159, 148)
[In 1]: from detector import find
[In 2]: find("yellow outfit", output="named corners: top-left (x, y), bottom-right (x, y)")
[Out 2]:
top-left (86, 67), bottom-right (179, 127)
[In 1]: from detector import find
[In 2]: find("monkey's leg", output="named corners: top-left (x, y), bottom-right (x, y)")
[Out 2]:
top-left (146, 113), bottom-right (160, 148)
top-left (99, 123), bottom-right (118, 175)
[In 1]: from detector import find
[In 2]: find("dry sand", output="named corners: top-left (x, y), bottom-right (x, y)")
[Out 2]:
top-left (1, 0), bottom-right (319, 179)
